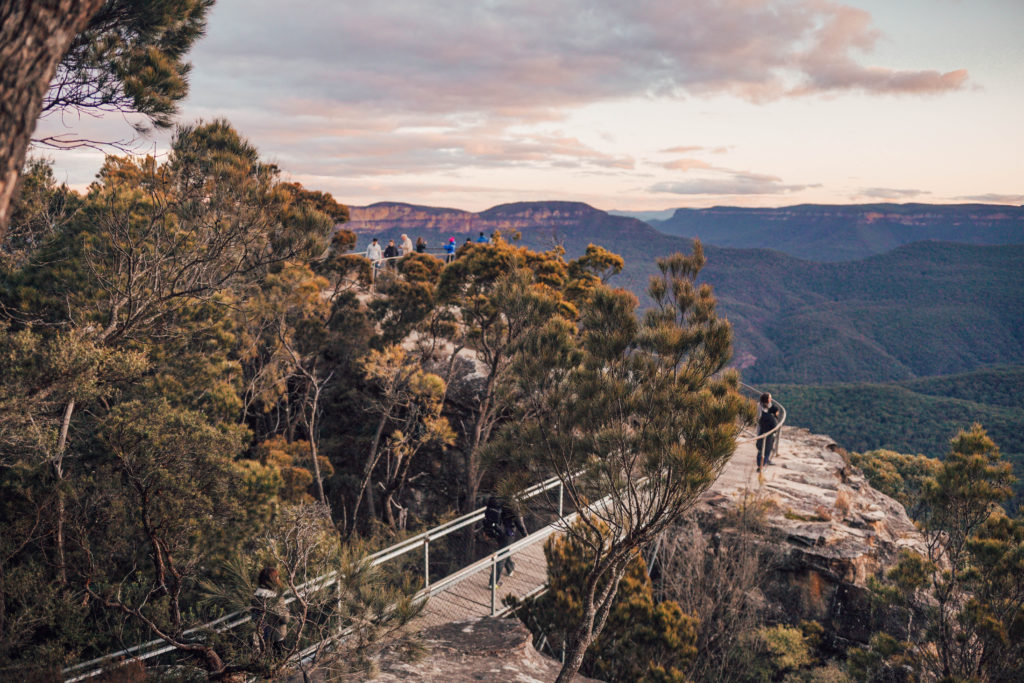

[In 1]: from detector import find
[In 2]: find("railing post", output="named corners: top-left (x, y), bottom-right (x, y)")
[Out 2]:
top-left (490, 557), bottom-right (497, 615)
top-left (558, 481), bottom-right (564, 519)
top-left (424, 536), bottom-right (430, 589)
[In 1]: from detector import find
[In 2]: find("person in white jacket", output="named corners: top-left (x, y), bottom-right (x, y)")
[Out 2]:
top-left (400, 233), bottom-right (414, 256)
top-left (365, 238), bottom-right (383, 273)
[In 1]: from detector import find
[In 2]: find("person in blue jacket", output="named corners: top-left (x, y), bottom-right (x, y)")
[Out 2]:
top-left (444, 237), bottom-right (456, 263)
top-left (476, 231), bottom-right (489, 243)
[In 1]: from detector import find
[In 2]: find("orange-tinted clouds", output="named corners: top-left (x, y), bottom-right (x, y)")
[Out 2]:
top-left (181, 0), bottom-right (968, 176)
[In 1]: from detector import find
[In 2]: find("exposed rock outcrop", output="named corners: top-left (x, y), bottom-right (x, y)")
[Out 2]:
top-left (688, 427), bottom-right (927, 647)
top-left (372, 617), bottom-right (599, 682)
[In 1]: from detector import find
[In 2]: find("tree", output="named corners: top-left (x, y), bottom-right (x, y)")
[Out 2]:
top-left (75, 399), bottom-right (252, 674)
top-left (0, 157), bottom-right (79, 270)
top-left (656, 503), bottom-right (780, 682)
top-left (859, 424), bottom-right (1023, 681)
top-left (437, 238), bottom-right (572, 512)
top-left (1, 122), bottom-right (331, 585)
top-left (200, 505), bottom-right (423, 680)
top-left (351, 345), bottom-right (454, 533)
top-left (497, 243), bottom-right (748, 681)
top-left (0, 0), bottom-right (104, 234)
top-left (39, 0), bottom-right (213, 144)
top-left (1, 0), bottom-right (213, 235)
top-left (848, 448), bottom-right (943, 520)
top-left (515, 519), bottom-right (698, 682)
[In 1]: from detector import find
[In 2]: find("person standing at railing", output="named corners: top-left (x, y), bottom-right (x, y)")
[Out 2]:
top-left (756, 392), bottom-right (781, 472)
top-left (251, 565), bottom-right (290, 654)
top-left (444, 237), bottom-right (456, 263)
top-left (415, 236), bottom-right (427, 254)
top-left (400, 233), bottom-right (414, 256)
top-left (383, 239), bottom-right (400, 269)
top-left (366, 237), bottom-right (383, 276)
top-left (484, 497), bottom-right (528, 586)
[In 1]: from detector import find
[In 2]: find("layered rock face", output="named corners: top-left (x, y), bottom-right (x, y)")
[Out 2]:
top-left (348, 200), bottom-right (613, 237)
top-left (688, 427), bottom-right (927, 647)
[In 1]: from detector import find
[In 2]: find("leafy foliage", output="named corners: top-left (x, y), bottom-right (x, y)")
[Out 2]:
top-left (514, 520), bottom-right (698, 682)
top-left (42, 0), bottom-right (214, 134)
top-left (853, 425), bottom-right (1024, 682)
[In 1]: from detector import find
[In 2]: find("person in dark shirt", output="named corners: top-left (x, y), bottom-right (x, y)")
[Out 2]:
top-left (383, 239), bottom-right (400, 268)
top-left (756, 392), bottom-right (781, 471)
top-left (251, 565), bottom-right (290, 653)
top-left (415, 236), bottom-right (427, 253)
top-left (483, 497), bottom-right (528, 586)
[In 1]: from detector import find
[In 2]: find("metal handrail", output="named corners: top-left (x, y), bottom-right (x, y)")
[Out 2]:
top-left (64, 386), bottom-right (784, 681)
top-left (63, 472), bottom-right (571, 680)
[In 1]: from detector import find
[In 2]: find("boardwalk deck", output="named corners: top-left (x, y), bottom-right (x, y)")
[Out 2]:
top-left (412, 437), bottom-right (771, 631)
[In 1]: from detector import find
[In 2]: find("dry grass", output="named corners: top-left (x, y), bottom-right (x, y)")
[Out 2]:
top-left (833, 489), bottom-right (852, 518)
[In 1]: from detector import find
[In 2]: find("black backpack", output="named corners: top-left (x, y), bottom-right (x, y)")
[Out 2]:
top-left (483, 499), bottom-right (505, 541)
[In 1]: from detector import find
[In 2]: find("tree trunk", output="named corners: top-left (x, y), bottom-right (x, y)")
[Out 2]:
top-left (0, 0), bottom-right (104, 236)
top-left (53, 397), bottom-right (75, 585)
top-left (555, 559), bottom-right (627, 683)
top-left (463, 388), bottom-right (493, 513)
top-left (350, 408), bottom-right (391, 533)
top-left (306, 382), bottom-right (327, 507)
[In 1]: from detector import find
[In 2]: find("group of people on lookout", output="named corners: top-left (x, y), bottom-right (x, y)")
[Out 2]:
top-left (364, 231), bottom-right (491, 269)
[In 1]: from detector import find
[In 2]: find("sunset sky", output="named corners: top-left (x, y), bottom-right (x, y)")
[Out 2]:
top-left (37, 0), bottom-right (1024, 212)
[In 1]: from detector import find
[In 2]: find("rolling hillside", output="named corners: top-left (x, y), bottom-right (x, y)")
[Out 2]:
top-left (763, 365), bottom-right (1024, 484)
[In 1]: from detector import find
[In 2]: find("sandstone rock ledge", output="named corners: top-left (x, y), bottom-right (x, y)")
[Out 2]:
top-left (372, 617), bottom-right (599, 682)
top-left (691, 427), bottom-right (928, 646)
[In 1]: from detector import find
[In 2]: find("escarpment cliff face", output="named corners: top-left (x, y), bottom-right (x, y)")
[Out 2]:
top-left (682, 427), bottom-right (928, 648)
top-left (348, 202), bottom-right (481, 234)
top-left (348, 200), bottom-right (653, 243)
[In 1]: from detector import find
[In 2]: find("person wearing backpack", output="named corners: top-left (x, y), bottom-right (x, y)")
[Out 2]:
top-left (251, 565), bottom-right (290, 653)
top-left (756, 392), bottom-right (781, 471)
top-left (483, 496), bottom-right (528, 586)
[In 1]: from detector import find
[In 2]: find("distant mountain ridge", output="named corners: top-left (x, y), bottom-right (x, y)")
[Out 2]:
top-left (648, 203), bottom-right (1024, 261)
top-left (349, 200), bottom-right (648, 241)
top-left (345, 201), bottom-right (1024, 385)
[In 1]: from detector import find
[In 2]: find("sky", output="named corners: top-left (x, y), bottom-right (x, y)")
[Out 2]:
top-left (35, 0), bottom-right (1024, 212)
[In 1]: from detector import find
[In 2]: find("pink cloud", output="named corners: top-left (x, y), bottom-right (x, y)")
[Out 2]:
top-left (53, 1), bottom-right (970, 194)
top-left (661, 158), bottom-right (713, 172)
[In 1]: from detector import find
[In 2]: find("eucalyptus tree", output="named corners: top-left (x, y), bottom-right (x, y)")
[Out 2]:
top-left (495, 243), bottom-right (749, 682)
top-left (1, 0), bottom-right (214, 234)
top-left (437, 238), bottom-right (573, 512)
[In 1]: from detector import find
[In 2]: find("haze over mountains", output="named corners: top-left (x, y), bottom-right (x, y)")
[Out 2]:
top-left (348, 200), bottom-right (1024, 384)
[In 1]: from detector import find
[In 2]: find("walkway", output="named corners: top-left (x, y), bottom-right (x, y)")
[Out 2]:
top-left (409, 436), bottom-right (771, 631)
